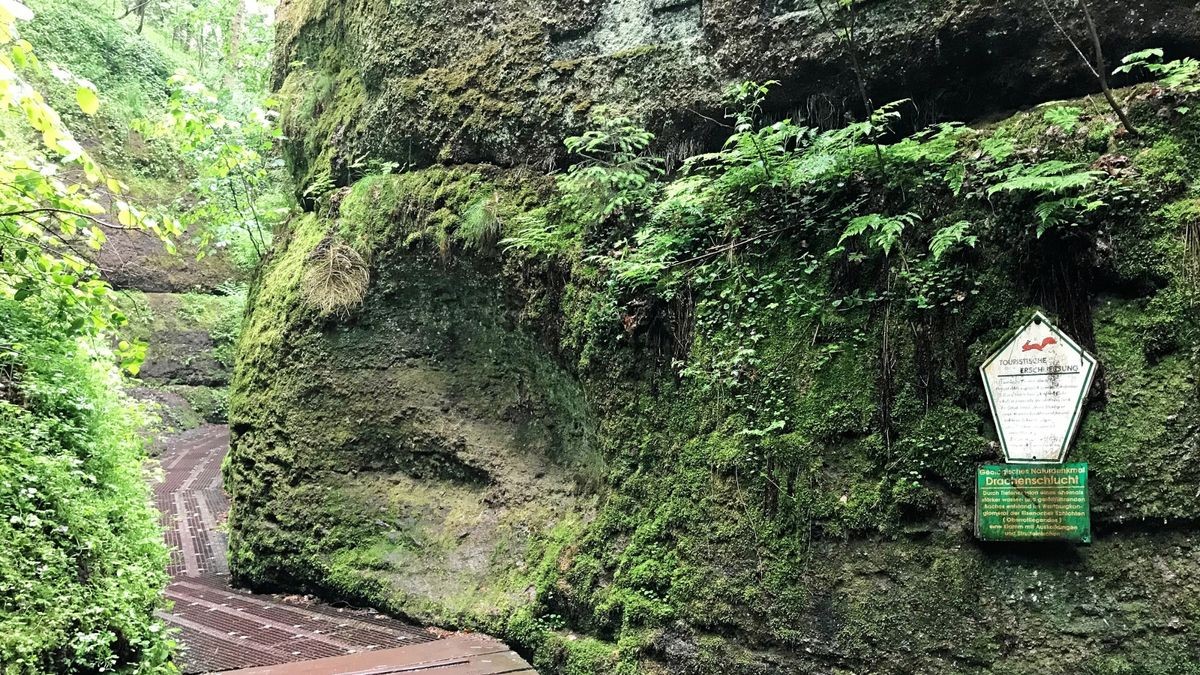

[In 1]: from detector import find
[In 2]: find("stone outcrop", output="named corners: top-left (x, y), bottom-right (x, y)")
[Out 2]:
top-left (273, 0), bottom-right (1200, 190)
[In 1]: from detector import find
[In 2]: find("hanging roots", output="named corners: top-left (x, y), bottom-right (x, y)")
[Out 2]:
top-left (302, 236), bottom-right (370, 317)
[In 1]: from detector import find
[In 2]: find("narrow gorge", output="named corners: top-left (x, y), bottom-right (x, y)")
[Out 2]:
top-left (4, 0), bottom-right (1200, 673)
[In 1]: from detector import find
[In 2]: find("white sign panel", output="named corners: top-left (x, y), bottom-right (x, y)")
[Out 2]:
top-left (980, 312), bottom-right (1098, 463)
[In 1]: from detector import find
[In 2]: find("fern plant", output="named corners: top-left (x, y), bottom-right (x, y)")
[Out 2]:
top-left (501, 209), bottom-right (572, 257)
top-left (986, 160), bottom-right (1105, 237)
top-left (929, 221), bottom-right (977, 261)
top-left (839, 212), bottom-right (920, 257)
top-left (559, 115), bottom-right (664, 229)
top-left (598, 225), bottom-right (692, 291)
top-left (1043, 106), bottom-right (1084, 134)
top-left (1115, 48), bottom-right (1200, 95)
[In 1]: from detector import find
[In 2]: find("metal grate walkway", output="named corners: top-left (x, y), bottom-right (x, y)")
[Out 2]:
top-left (154, 424), bottom-right (533, 674)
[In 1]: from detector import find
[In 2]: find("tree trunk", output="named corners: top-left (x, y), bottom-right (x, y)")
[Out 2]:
top-left (1076, 0), bottom-right (1138, 136)
top-left (225, 0), bottom-right (247, 87)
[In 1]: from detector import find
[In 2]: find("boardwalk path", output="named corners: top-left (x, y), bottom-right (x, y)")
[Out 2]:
top-left (154, 424), bottom-right (534, 674)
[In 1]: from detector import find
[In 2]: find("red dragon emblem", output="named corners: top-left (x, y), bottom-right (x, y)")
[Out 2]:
top-left (1022, 336), bottom-right (1058, 352)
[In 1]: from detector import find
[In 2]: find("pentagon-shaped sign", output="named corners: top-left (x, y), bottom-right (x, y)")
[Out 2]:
top-left (980, 312), bottom-right (1098, 463)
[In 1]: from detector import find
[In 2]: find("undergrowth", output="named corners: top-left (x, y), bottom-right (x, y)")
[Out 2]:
top-left (0, 297), bottom-right (173, 673)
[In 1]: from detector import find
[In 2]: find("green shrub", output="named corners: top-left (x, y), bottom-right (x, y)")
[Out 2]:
top-left (0, 297), bottom-right (174, 673)
top-left (23, 0), bottom-right (174, 126)
top-left (179, 290), bottom-right (246, 368)
top-left (164, 384), bottom-right (230, 424)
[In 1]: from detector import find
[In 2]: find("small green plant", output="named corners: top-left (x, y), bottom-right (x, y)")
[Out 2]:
top-left (1043, 105), bottom-right (1084, 134)
top-left (929, 221), bottom-right (977, 261)
top-left (457, 193), bottom-right (504, 253)
top-left (559, 114), bottom-right (664, 230)
top-left (1115, 48), bottom-right (1200, 100)
top-left (839, 212), bottom-right (920, 257)
top-left (986, 160), bottom-right (1106, 236)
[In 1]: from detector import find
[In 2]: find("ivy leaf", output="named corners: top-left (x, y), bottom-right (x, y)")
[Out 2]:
top-left (76, 86), bottom-right (99, 116)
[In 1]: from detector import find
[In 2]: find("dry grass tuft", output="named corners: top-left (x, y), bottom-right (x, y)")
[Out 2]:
top-left (302, 236), bottom-right (370, 317)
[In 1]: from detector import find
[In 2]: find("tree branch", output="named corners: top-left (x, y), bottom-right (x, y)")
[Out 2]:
top-left (117, 0), bottom-right (152, 19)
top-left (0, 207), bottom-right (139, 231)
top-left (1077, 0), bottom-right (1138, 136)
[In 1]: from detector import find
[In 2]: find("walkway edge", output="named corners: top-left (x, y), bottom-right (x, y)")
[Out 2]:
top-left (218, 634), bottom-right (535, 674)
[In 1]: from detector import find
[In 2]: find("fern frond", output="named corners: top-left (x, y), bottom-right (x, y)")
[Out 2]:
top-left (986, 161), bottom-right (1102, 197)
top-left (929, 221), bottom-right (976, 261)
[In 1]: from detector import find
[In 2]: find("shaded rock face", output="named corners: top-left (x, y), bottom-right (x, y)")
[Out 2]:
top-left (94, 226), bottom-right (236, 293)
top-left (116, 292), bottom-right (242, 431)
top-left (274, 0), bottom-right (1200, 188)
top-left (125, 294), bottom-right (232, 387)
top-left (225, 216), bottom-right (600, 623)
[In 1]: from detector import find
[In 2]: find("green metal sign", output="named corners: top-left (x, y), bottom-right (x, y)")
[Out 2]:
top-left (975, 463), bottom-right (1091, 543)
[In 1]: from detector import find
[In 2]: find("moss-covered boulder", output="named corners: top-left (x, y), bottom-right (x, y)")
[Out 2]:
top-left (226, 180), bottom-right (604, 625)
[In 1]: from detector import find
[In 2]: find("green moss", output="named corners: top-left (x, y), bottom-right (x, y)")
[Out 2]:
top-left (609, 45), bottom-right (661, 60)
top-left (232, 87), bottom-right (1200, 674)
top-left (1074, 297), bottom-right (1200, 521)
top-left (161, 384), bottom-right (229, 424)
top-left (336, 168), bottom-right (491, 252)
top-left (893, 403), bottom-right (989, 490)
top-left (277, 64), bottom-right (369, 192)
top-left (1136, 138), bottom-right (1193, 194)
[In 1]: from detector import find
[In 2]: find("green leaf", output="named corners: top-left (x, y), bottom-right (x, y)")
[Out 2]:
top-left (947, 162), bottom-right (966, 196)
top-left (78, 198), bottom-right (105, 214)
top-left (1043, 106), bottom-right (1083, 134)
top-left (929, 221), bottom-right (976, 261)
top-left (76, 86), bottom-right (99, 116)
top-left (840, 214), bottom-right (882, 244)
top-left (986, 161), bottom-right (1102, 197)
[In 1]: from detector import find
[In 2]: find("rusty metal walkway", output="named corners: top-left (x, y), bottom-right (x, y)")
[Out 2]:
top-left (154, 424), bottom-right (534, 674)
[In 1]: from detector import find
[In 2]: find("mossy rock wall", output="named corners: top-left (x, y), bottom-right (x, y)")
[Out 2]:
top-left (271, 0), bottom-right (1200, 191)
top-left (225, 203), bottom-right (602, 626)
top-left (227, 108), bottom-right (1200, 670)
top-left (228, 4), bottom-right (1200, 672)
